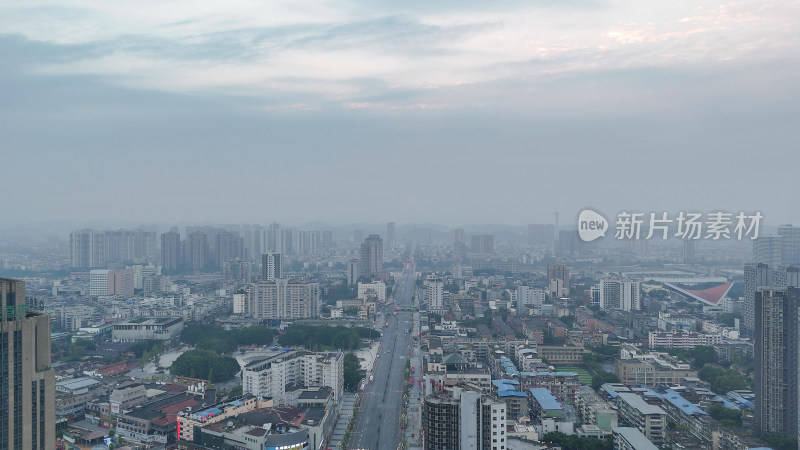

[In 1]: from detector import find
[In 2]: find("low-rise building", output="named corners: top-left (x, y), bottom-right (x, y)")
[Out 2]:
top-left (537, 345), bottom-right (585, 365)
top-left (615, 393), bottom-right (667, 445)
top-left (614, 355), bottom-right (697, 388)
top-left (612, 427), bottom-right (659, 450)
top-left (648, 331), bottom-right (721, 349)
top-left (575, 386), bottom-right (618, 431)
top-left (111, 317), bottom-right (184, 342)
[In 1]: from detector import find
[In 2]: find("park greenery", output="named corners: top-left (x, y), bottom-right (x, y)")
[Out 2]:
top-left (706, 404), bottom-right (742, 427)
top-left (60, 339), bottom-right (96, 361)
top-left (591, 371), bottom-right (620, 390)
top-left (278, 325), bottom-right (380, 351)
top-left (655, 345), bottom-right (717, 369)
top-left (170, 349), bottom-right (241, 382)
top-left (181, 324), bottom-right (277, 354)
top-left (541, 432), bottom-right (612, 450)
top-left (698, 365), bottom-right (749, 394)
top-left (343, 353), bottom-right (362, 392)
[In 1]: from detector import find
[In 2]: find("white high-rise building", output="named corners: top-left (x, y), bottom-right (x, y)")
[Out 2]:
top-left (357, 281), bottom-right (386, 303)
top-left (242, 351), bottom-right (344, 400)
top-left (424, 386), bottom-right (507, 450)
top-left (598, 280), bottom-right (641, 312)
top-left (346, 259), bottom-right (359, 286)
top-left (90, 270), bottom-right (111, 296)
top-left (425, 275), bottom-right (445, 314)
top-left (247, 279), bottom-right (320, 319)
top-left (261, 253), bottom-right (282, 281)
top-left (516, 285), bottom-right (545, 315)
top-left (233, 293), bottom-right (247, 314)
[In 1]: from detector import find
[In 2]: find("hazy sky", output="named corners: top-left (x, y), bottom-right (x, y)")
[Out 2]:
top-left (2, 0), bottom-right (799, 228)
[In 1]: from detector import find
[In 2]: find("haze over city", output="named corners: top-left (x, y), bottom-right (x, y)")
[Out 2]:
top-left (2, 0), bottom-right (800, 229)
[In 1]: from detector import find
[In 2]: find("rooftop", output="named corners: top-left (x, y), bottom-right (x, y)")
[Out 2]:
top-left (613, 427), bottom-right (659, 450)
top-left (56, 377), bottom-right (101, 391)
top-left (617, 393), bottom-right (666, 416)
top-left (529, 388), bottom-right (562, 411)
top-left (661, 390), bottom-right (707, 417)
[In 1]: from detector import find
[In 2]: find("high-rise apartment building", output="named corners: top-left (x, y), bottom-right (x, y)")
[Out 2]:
top-left (547, 264), bottom-right (570, 290)
top-left (321, 230), bottom-right (334, 249)
top-left (753, 236), bottom-right (783, 267)
top-left (242, 351), bottom-right (344, 401)
top-left (453, 228), bottom-right (465, 244)
top-left (471, 234), bottom-right (494, 254)
top-left (682, 240), bottom-right (696, 264)
top-left (69, 229), bottom-right (106, 268)
top-left (160, 231), bottom-right (181, 273)
top-left (1, 278), bottom-right (55, 450)
top-left (598, 280), bottom-right (641, 312)
top-left (754, 286), bottom-right (800, 440)
top-left (743, 264), bottom-right (800, 335)
top-left (266, 222), bottom-right (281, 253)
top-left (261, 253), bottom-right (282, 282)
top-left (752, 225), bottom-right (800, 268)
top-left (516, 285), bottom-right (545, 315)
top-left (359, 234), bottom-right (383, 279)
top-left (346, 259), bottom-right (359, 286)
top-left (425, 275), bottom-right (445, 314)
top-left (247, 280), bottom-right (320, 319)
top-left (424, 387), bottom-right (506, 450)
top-left (386, 222), bottom-right (396, 249)
top-left (186, 231), bottom-right (208, 272)
top-left (89, 269), bottom-right (134, 297)
top-left (70, 229), bottom-right (156, 268)
top-left (527, 224), bottom-right (555, 246)
top-left (778, 225), bottom-right (800, 266)
top-left (214, 231), bottom-right (244, 268)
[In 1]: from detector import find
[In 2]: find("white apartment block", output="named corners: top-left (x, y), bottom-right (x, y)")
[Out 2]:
top-left (232, 293), bottom-right (247, 314)
top-left (616, 393), bottom-right (667, 445)
top-left (90, 270), bottom-right (111, 296)
top-left (357, 281), bottom-right (386, 303)
top-left (242, 351), bottom-right (344, 401)
top-left (425, 275), bottom-right (445, 314)
top-left (648, 331), bottom-right (721, 350)
top-left (247, 279), bottom-right (320, 319)
top-left (516, 286), bottom-right (545, 315)
top-left (599, 280), bottom-right (641, 312)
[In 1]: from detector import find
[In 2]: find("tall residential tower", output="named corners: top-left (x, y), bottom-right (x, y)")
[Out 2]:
top-left (1, 278), bottom-right (55, 450)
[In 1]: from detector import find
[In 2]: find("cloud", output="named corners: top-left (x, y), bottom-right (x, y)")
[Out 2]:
top-left (2, 0), bottom-right (796, 110)
top-left (1, 0), bottom-right (800, 227)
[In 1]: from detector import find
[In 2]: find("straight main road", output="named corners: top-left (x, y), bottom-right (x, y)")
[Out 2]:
top-left (348, 260), bottom-right (416, 450)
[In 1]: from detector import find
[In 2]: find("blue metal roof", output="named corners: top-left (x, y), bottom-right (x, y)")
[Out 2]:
top-left (498, 390), bottom-right (528, 398)
top-left (662, 390), bottom-right (707, 416)
top-left (529, 388), bottom-right (562, 411)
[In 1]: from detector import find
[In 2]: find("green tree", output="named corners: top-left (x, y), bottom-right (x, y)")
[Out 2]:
top-left (171, 349), bottom-right (240, 382)
top-left (591, 371), bottom-right (620, 390)
top-left (343, 353), bottom-right (362, 392)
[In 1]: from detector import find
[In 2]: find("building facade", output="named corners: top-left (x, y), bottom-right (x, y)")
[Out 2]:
top-left (1, 278), bottom-right (56, 450)
top-left (260, 253), bottom-right (282, 281)
top-left (247, 280), bottom-right (320, 320)
top-left (754, 286), bottom-right (800, 440)
top-left (359, 235), bottom-right (383, 279)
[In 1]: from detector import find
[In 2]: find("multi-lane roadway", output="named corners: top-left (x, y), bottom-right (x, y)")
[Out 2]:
top-left (348, 261), bottom-right (417, 450)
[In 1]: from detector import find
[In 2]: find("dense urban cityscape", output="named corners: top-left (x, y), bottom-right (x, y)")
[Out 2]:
top-left (2, 221), bottom-right (800, 450)
top-left (3, 0), bottom-right (799, 449)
